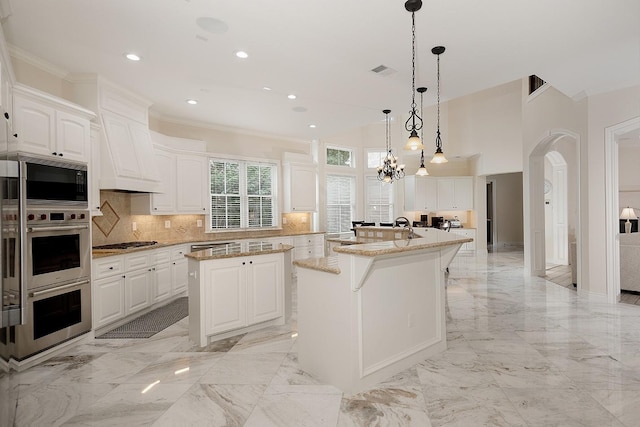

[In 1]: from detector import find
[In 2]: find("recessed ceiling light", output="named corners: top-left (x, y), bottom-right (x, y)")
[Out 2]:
top-left (235, 51), bottom-right (248, 59)
top-left (125, 53), bottom-right (141, 61)
top-left (309, 124), bottom-right (317, 128)
top-left (287, 94), bottom-right (297, 100)
top-left (262, 86), bottom-right (272, 91)
top-left (186, 99), bottom-right (198, 105)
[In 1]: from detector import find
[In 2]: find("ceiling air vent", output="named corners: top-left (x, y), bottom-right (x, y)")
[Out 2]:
top-left (371, 65), bottom-right (397, 76)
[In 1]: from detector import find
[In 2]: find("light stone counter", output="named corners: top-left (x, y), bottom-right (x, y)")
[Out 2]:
top-left (185, 241), bottom-right (293, 261)
top-left (293, 256), bottom-right (340, 274)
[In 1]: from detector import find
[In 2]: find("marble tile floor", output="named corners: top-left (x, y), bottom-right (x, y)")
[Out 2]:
top-left (3, 250), bottom-right (640, 426)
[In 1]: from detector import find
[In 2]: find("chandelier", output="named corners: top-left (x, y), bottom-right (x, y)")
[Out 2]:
top-left (415, 86), bottom-right (429, 176)
top-left (431, 45), bottom-right (448, 163)
top-left (403, 0), bottom-right (425, 151)
top-left (377, 109), bottom-right (405, 183)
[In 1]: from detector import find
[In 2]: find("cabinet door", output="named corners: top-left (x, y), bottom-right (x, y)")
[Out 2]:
top-left (125, 269), bottom-right (152, 314)
top-left (204, 259), bottom-right (247, 335)
top-left (102, 112), bottom-right (141, 178)
top-left (56, 110), bottom-right (90, 162)
top-left (13, 95), bottom-right (55, 157)
top-left (153, 262), bottom-right (172, 302)
top-left (285, 163), bottom-right (317, 212)
top-left (436, 178), bottom-right (456, 210)
top-left (247, 254), bottom-right (283, 324)
top-left (176, 154), bottom-right (207, 213)
top-left (171, 258), bottom-right (188, 295)
top-left (151, 150), bottom-right (176, 213)
top-left (418, 177), bottom-right (439, 211)
top-left (453, 177), bottom-right (474, 210)
top-left (93, 276), bottom-right (125, 328)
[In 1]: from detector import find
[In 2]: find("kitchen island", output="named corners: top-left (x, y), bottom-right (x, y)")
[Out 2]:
top-left (185, 241), bottom-right (293, 346)
top-left (294, 228), bottom-right (471, 394)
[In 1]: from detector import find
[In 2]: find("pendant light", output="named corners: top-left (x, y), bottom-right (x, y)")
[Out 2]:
top-left (377, 109), bottom-right (405, 183)
top-left (430, 45), bottom-right (448, 163)
top-left (403, 0), bottom-right (424, 152)
top-left (415, 86), bottom-right (429, 176)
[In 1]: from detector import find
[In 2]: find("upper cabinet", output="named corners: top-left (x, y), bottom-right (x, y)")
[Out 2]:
top-left (405, 176), bottom-right (474, 211)
top-left (283, 153), bottom-right (317, 212)
top-left (404, 176), bottom-right (438, 212)
top-left (69, 75), bottom-right (161, 192)
top-left (131, 141), bottom-right (208, 215)
top-left (436, 177), bottom-right (474, 210)
top-left (12, 84), bottom-right (94, 163)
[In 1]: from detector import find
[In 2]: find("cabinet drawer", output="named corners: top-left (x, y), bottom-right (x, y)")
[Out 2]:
top-left (93, 256), bottom-right (124, 279)
top-left (154, 248), bottom-right (171, 264)
top-left (125, 252), bottom-right (151, 270)
top-left (293, 234), bottom-right (323, 248)
top-left (171, 245), bottom-right (189, 261)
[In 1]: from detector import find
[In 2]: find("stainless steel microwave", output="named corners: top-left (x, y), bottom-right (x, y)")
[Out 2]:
top-left (20, 156), bottom-right (88, 207)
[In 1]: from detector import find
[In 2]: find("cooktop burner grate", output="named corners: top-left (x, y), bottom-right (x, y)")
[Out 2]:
top-left (93, 241), bottom-right (158, 250)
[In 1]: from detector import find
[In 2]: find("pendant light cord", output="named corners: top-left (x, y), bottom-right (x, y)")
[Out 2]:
top-left (436, 51), bottom-right (442, 149)
top-left (411, 12), bottom-right (416, 112)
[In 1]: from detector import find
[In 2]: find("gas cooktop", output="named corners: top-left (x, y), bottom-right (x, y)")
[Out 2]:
top-left (93, 241), bottom-right (158, 250)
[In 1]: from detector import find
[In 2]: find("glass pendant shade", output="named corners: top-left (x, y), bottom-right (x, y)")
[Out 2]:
top-left (404, 130), bottom-right (423, 151)
top-left (416, 165), bottom-right (429, 176)
top-left (431, 146), bottom-right (448, 164)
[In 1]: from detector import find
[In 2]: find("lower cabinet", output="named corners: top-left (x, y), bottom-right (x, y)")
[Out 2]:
top-left (450, 228), bottom-right (477, 252)
top-left (92, 244), bottom-right (191, 330)
top-left (203, 253), bottom-right (283, 336)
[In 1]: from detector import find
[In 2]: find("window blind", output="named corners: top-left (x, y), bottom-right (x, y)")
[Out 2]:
top-left (210, 159), bottom-right (276, 229)
top-left (326, 174), bottom-right (355, 234)
top-left (366, 176), bottom-right (393, 223)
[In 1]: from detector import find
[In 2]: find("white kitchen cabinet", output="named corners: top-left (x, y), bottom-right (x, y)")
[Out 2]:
top-left (92, 255), bottom-right (125, 329)
top-left (176, 154), bottom-right (208, 213)
top-left (190, 252), bottom-right (286, 344)
top-left (436, 177), bottom-right (474, 210)
top-left (404, 175), bottom-right (438, 211)
top-left (171, 245), bottom-right (189, 295)
top-left (283, 154), bottom-right (317, 212)
top-left (293, 234), bottom-right (325, 260)
top-left (130, 150), bottom-right (208, 215)
top-left (89, 124), bottom-right (102, 216)
top-left (203, 257), bottom-right (247, 335)
top-left (124, 252), bottom-right (152, 313)
top-left (12, 85), bottom-right (93, 163)
top-left (153, 249), bottom-right (172, 303)
top-left (450, 228), bottom-right (477, 252)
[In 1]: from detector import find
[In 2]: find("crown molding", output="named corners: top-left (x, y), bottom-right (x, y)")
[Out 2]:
top-left (8, 44), bottom-right (69, 79)
top-left (148, 110), bottom-right (310, 146)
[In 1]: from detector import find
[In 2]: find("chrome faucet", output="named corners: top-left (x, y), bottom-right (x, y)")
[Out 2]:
top-left (393, 216), bottom-right (415, 239)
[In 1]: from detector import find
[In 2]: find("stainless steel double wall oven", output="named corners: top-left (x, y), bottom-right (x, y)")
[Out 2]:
top-left (1, 155), bottom-right (91, 361)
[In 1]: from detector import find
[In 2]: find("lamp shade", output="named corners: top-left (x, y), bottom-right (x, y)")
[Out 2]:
top-left (404, 130), bottom-right (423, 151)
top-left (620, 207), bottom-right (638, 220)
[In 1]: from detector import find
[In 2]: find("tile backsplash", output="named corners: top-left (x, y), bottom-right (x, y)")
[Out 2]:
top-left (92, 191), bottom-right (312, 246)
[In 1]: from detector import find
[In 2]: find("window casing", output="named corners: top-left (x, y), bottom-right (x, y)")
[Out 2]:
top-left (210, 159), bottom-right (277, 230)
top-left (366, 176), bottom-right (394, 223)
top-left (326, 174), bottom-right (355, 234)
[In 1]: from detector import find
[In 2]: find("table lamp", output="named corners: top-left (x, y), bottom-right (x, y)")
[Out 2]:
top-left (620, 207), bottom-right (638, 233)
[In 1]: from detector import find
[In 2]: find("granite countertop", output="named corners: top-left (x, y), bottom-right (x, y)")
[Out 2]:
top-left (333, 228), bottom-right (472, 257)
top-left (92, 230), bottom-right (325, 258)
top-left (293, 256), bottom-right (341, 274)
top-left (185, 241), bottom-right (293, 261)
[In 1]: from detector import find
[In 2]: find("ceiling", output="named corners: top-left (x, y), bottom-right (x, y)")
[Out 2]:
top-left (2, 0), bottom-right (639, 142)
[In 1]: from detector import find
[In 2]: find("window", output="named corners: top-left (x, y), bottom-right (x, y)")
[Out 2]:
top-left (529, 75), bottom-right (546, 95)
top-left (367, 150), bottom-right (387, 169)
top-left (326, 175), bottom-right (355, 234)
top-left (366, 176), bottom-right (394, 223)
top-left (210, 159), bottom-right (277, 229)
top-left (326, 147), bottom-right (353, 167)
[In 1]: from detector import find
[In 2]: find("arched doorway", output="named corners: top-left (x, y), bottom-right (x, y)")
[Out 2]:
top-left (544, 151), bottom-right (568, 267)
top-left (524, 130), bottom-right (581, 291)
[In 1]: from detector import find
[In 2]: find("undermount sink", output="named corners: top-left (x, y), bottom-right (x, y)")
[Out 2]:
top-left (93, 241), bottom-right (158, 250)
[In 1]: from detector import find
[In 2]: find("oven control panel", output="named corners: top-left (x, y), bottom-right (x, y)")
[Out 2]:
top-left (26, 210), bottom-right (90, 225)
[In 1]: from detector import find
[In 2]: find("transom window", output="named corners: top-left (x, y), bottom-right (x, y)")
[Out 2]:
top-left (210, 159), bottom-right (277, 229)
top-left (326, 147), bottom-right (354, 167)
top-left (367, 150), bottom-right (387, 169)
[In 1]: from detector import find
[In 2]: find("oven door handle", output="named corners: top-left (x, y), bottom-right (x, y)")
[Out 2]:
top-left (29, 279), bottom-right (90, 298)
top-left (27, 225), bottom-right (89, 233)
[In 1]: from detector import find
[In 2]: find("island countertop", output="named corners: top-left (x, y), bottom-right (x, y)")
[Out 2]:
top-left (332, 228), bottom-right (472, 257)
top-left (184, 241), bottom-right (294, 261)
